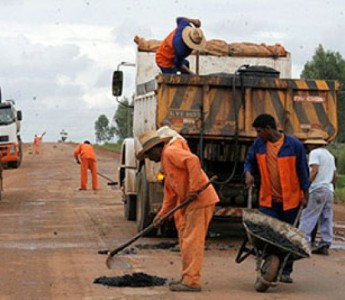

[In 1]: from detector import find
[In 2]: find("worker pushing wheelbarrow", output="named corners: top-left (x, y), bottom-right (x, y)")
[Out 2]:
top-left (235, 209), bottom-right (311, 292)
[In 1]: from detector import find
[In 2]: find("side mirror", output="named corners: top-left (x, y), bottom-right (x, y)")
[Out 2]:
top-left (112, 71), bottom-right (123, 97)
top-left (17, 110), bottom-right (22, 121)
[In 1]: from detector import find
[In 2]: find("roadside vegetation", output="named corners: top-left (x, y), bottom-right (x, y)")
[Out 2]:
top-left (96, 143), bottom-right (121, 153)
top-left (329, 144), bottom-right (345, 204)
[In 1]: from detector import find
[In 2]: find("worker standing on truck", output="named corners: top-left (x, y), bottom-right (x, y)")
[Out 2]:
top-left (33, 131), bottom-right (46, 155)
top-left (244, 113), bottom-right (309, 284)
top-left (136, 129), bottom-right (219, 292)
top-left (155, 17), bottom-right (206, 74)
top-left (299, 130), bottom-right (337, 256)
top-left (73, 140), bottom-right (98, 191)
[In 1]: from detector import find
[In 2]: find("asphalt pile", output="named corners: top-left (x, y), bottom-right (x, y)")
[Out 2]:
top-left (135, 241), bottom-right (178, 250)
top-left (94, 272), bottom-right (167, 287)
top-left (245, 220), bottom-right (307, 257)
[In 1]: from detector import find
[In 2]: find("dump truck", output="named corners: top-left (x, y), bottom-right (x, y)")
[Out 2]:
top-left (113, 44), bottom-right (338, 235)
top-left (0, 88), bottom-right (23, 168)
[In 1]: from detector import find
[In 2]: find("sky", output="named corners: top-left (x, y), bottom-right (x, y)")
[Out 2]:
top-left (0, 0), bottom-right (344, 143)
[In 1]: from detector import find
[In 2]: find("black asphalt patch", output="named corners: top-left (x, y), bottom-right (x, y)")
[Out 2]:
top-left (94, 272), bottom-right (167, 287)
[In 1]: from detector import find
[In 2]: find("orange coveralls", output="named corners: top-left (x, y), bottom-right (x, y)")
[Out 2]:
top-left (33, 133), bottom-right (44, 154)
top-left (73, 143), bottom-right (98, 190)
top-left (158, 139), bottom-right (219, 288)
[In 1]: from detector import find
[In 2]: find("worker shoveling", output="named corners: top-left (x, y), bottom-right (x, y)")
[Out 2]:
top-left (104, 176), bottom-right (217, 269)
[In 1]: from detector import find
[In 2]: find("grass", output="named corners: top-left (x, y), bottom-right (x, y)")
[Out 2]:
top-left (95, 143), bottom-right (121, 153)
top-left (335, 174), bottom-right (345, 204)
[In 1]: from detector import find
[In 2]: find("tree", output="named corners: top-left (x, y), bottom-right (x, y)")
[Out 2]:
top-left (113, 96), bottom-right (133, 143)
top-left (59, 129), bottom-right (68, 142)
top-left (301, 44), bottom-right (345, 142)
top-left (94, 114), bottom-right (115, 143)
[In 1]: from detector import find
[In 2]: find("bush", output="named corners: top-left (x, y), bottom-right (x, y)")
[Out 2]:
top-left (335, 174), bottom-right (345, 204)
top-left (328, 144), bottom-right (345, 174)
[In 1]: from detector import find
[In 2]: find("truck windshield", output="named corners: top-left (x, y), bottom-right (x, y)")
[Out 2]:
top-left (0, 107), bottom-right (15, 124)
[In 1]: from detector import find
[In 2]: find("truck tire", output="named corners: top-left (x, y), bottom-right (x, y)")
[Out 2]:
top-left (124, 194), bottom-right (136, 221)
top-left (136, 167), bottom-right (157, 236)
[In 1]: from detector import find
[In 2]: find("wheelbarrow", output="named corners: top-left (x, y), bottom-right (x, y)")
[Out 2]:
top-left (235, 209), bottom-right (311, 292)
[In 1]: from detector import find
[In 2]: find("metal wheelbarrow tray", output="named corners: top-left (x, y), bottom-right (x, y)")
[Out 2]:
top-left (235, 209), bottom-right (311, 292)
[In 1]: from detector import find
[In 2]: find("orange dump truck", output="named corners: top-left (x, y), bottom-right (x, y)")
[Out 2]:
top-left (113, 46), bottom-right (338, 235)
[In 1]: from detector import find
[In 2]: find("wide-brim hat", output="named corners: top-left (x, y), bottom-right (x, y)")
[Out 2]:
top-left (136, 130), bottom-right (172, 160)
top-left (182, 27), bottom-right (206, 51)
top-left (304, 129), bottom-right (328, 145)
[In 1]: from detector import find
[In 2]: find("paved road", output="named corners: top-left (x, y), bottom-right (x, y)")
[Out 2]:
top-left (1, 142), bottom-right (345, 300)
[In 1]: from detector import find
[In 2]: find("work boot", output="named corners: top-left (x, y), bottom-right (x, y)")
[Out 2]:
top-left (312, 244), bottom-right (329, 255)
top-left (169, 282), bottom-right (201, 292)
top-left (168, 279), bottom-right (181, 286)
top-left (280, 274), bottom-right (293, 284)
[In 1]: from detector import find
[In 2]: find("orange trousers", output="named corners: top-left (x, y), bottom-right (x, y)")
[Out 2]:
top-left (178, 204), bottom-right (215, 288)
top-left (80, 158), bottom-right (98, 190)
top-left (34, 144), bottom-right (40, 154)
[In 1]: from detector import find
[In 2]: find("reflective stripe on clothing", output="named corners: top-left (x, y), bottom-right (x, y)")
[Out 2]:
top-left (299, 187), bottom-right (333, 245)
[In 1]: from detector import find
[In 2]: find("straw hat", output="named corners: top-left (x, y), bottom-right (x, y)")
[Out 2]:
top-left (182, 27), bottom-right (206, 51)
top-left (136, 130), bottom-right (172, 160)
top-left (304, 129), bottom-right (328, 145)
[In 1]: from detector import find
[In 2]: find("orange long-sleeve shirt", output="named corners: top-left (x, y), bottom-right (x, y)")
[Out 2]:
top-left (157, 139), bottom-right (219, 217)
top-left (73, 144), bottom-right (97, 161)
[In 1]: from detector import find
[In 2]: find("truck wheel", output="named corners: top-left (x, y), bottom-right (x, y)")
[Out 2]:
top-left (136, 167), bottom-right (157, 236)
top-left (124, 195), bottom-right (136, 221)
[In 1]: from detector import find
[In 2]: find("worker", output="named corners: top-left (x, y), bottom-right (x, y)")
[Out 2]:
top-left (136, 129), bottom-right (219, 292)
top-left (156, 126), bottom-right (191, 232)
top-left (299, 130), bottom-right (337, 255)
top-left (155, 17), bottom-right (206, 74)
top-left (73, 140), bottom-right (98, 191)
top-left (33, 131), bottom-right (46, 155)
top-left (244, 113), bottom-right (309, 284)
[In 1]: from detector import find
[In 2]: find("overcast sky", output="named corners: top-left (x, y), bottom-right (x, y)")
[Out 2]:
top-left (0, 0), bottom-right (344, 143)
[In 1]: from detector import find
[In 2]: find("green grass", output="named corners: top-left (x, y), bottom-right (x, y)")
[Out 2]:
top-left (95, 143), bottom-right (121, 153)
top-left (335, 174), bottom-right (345, 204)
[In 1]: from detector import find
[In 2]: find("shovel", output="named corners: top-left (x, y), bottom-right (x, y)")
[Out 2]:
top-left (105, 175), bottom-right (217, 269)
top-left (97, 171), bottom-right (118, 186)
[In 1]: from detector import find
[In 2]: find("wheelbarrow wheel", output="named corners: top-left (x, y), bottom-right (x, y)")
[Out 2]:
top-left (261, 254), bottom-right (280, 282)
top-left (255, 255), bottom-right (280, 293)
top-left (255, 277), bottom-right (269, 293)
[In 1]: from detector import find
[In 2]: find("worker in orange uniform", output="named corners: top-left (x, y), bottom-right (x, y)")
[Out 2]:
top-left (137, 129), bottom-right (219, 292)
top-left (33, 132), bottom-right (46, 154)
top-left (73, 140), bottom-right (98, 191)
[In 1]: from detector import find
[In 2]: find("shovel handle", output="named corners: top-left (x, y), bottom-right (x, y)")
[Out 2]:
top-left (108, 175), bottom-right (217, 257)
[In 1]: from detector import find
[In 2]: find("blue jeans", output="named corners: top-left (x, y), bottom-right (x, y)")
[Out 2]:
top-left (259, 202), bottom-right (300, 276)
top-left (158, 59), bottom-right (190, 74)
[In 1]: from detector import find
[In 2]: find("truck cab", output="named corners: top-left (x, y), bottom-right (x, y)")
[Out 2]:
top-left (0, 100), bottom-right (23, 168)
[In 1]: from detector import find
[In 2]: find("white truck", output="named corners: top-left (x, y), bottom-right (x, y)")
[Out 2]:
top-left (113, 47), bottom-right (338, 235)
top-left (0, 89), bottom-right (23, 168)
